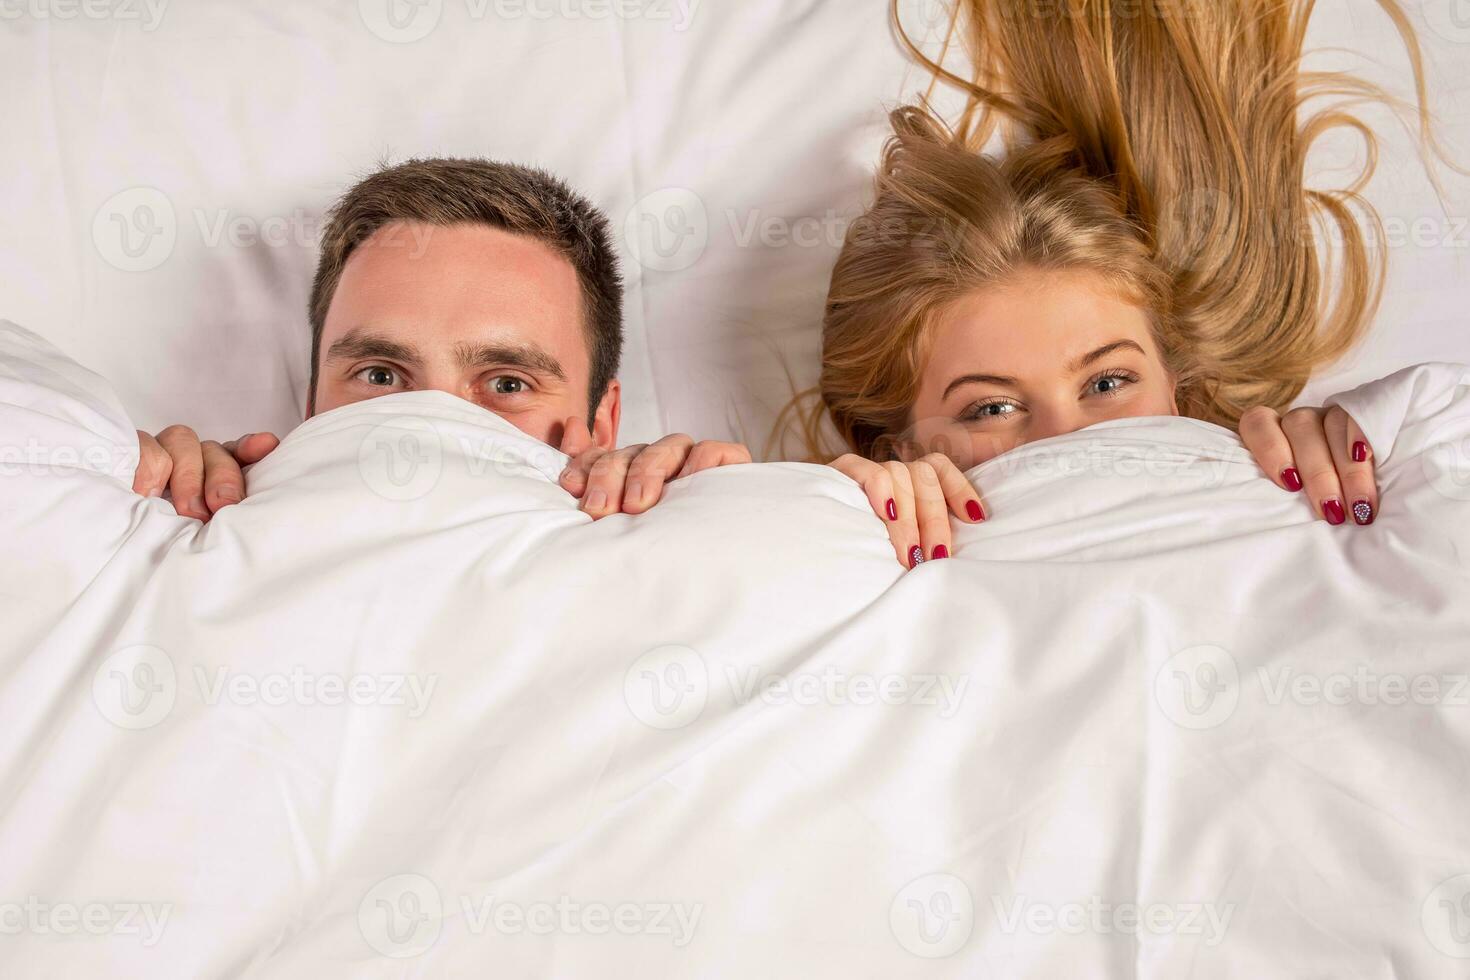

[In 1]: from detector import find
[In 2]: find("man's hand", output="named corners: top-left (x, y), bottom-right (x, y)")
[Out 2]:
top-left (134, 427), bottom-right (280, 522)
top-left (556, 417), bottom-right (751, 518)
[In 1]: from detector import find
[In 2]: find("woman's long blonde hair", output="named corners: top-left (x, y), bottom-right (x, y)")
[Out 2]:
top-left (783, 0), bottom-right (1444, 460)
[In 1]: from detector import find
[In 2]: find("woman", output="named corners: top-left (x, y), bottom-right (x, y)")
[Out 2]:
top-left (790, 0), bottom-right (1446, 566)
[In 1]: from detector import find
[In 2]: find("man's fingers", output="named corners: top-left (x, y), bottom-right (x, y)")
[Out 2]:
top-left (155, 425), bottom-right (210, 520)
top-left (582, 446), bottom-right (641, 519)
top-left (133, 430), bottom-right (173, 497)
top-left (623, 434), bottom-right (695, 514)
top-left (558, 416), bottom-right (596, 459)
top-left (223, 432), bottom-right (280, 466)
top-left (1325, 406), bottom-right (1378, 526)
top-left (559, 446), bottom-right (606, 496)
top-left (1238, 405), bottom-right (1302, 493)
top-left (676, 441), bottom-right (752, 479)
top-left (1281, 407), bottom-right (1345, 526)
top-left (201, 441), bottom-right (246, 511)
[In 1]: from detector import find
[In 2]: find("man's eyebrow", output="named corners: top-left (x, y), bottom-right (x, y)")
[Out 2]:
top-left (324, 331), bottom-right (422, 365)
top-left (455, 341), bottom-right (567, 382)
top-left (940, 340), bottom-right (1147, 400)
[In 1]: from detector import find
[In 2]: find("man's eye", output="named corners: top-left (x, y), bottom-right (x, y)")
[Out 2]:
top-left (357, 366), bottom-right (398, 387)
top-left (490, 376), bottom-right (529, 395)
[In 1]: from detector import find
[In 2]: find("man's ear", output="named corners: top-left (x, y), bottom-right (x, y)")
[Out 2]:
top-left (591, 379), bottom-right (621, 449)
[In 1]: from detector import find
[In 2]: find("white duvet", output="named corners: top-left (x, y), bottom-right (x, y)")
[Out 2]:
top-left (2, 318), bottom-right (1469, 978)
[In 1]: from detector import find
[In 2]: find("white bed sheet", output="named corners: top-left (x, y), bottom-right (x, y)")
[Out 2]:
top-left (3, 319), bottom-right (1470, 976)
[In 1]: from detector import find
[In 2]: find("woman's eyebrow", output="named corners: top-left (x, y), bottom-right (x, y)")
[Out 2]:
top-left (943, 372), bottom-right (1018, 399)
top-left (1067, 340), bottom-right (1145, 372)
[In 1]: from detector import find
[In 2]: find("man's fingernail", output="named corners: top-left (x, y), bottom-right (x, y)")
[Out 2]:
top-left (585, 489), bottom-right (608, 513)
top-left (558, 466), bottom-right (571, 481)
top-left (965, 500), bottom-right (985, 522)
top-left (216, 487), bottom-right (241, 504)
top-left (1324, 498), bottom-right (1346, 526)
top-left (908, 545), bottom-right (924, 568)
top-left (1352, 441), bottom-right (1368, 463)
top-left (1352, 499), bottom-right (1374, 526)
top-left (627, 481), bottom-right (643, 504)
top-left (1282, 467), bottom-right (1303, 492)
top-left (933, 544), bottom-right (949, 560)
top-left (886, 498), bottom-right (898, 522)
top-left (146, 488), bottom-right (163, 498)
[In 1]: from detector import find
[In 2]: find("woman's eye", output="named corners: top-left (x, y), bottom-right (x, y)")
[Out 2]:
top-left (962, 400), bottom-right (1019, 422)
top-left (1086, 371), bottom-right (1140, 397)
top-left (490, 376), bottom-right (529, 396)
top-left (357, 366), bottom-right (398, 387)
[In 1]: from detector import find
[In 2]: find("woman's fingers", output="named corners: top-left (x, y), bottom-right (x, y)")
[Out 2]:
top-left (1280, 407), bottom-right (1347, 525)
top-left (831, 453), bottom-right (899, 530)
top-left (882, 461), bottom-right (922, 568)
top-left (909, 460), bottom-right (952, 562)
top-left (921, 452), bottom-right (987, 524)
top-left (1238, 405), bottom-right (1303, 493)
top-left (1324, 406), bottom-right (1378, 525)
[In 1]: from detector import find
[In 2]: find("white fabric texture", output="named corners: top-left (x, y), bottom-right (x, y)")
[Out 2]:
top-left (0, 0), bottom-right (1466, 448)
top-left (3, 318), bottom-right (1470, 976)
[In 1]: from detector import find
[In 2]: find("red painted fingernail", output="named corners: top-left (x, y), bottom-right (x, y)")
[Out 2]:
top-left (1352, 441), bottom-right (1368, 463)
top-left (908, 545), bottom-right (924, 568)
top-left (1281, 467), bottom-right (1303, 493)
top-left (1323, 498), bottom-right (1346, 526)
top-left (965, 500), bottom-right (985, 522)
top-left (886, 498), bottom-right (898, 522)
top-left (933, 544), bottom-right (949, 560)
top-left (1352, 499), bottom-right (1374, 526)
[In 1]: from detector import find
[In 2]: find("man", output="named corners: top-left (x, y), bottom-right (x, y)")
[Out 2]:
top-left (133, 158), bottom-right (749, 521)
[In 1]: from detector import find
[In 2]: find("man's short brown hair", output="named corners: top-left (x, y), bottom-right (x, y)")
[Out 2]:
top-left (307, 157), bottom-right (623, 416)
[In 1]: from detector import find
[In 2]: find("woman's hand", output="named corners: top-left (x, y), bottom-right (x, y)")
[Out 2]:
top-left (829, 454), bottom-right (987, 568)
top-left (1238, 404), bottom-right (1377, 526)
top-left (558, 418), bottom-right (752, 518)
